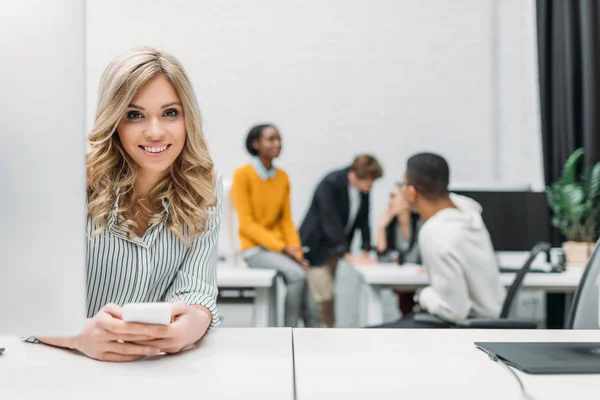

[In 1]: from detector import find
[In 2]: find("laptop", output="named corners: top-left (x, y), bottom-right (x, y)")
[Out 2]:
top-left (475, 342), bottom-right (600, 374)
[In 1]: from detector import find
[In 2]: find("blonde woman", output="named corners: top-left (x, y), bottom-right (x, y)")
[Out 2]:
top-left (35, 48), bottom-right (222, 361)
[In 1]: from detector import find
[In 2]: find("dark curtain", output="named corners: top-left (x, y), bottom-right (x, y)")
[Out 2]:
top-left (537, 0), bottom-right (600, 183)
top-left (536, 0), bottom-right (600, 328)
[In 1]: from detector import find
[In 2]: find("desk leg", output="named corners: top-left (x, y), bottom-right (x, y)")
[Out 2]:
top-left (275, 275), bottom-right (285, 327)
top-left (269, 279), bottom-right (279, 327)
top-left (253, 287), bottom-right (270, 328)
top-left (359, 283), bottom-right (384, 327)
top-left (546, 293), bottom-right (566, 329)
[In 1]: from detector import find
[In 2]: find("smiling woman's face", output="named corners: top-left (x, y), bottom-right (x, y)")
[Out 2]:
top-left (117, 74), bottom-right (186, 175)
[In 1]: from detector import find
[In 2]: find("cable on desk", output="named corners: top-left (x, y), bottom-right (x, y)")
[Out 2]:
top-left (491, 354), bottom-right (535, 400)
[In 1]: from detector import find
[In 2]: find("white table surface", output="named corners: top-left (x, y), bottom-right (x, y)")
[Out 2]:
top-left (496, 250), bottom-right (551, 270)
top-left (496, 250), bottom-right (584, 270)
top-left (355, 263), bottom-right (584, 292)
top-left (293, 329), bottom-right (600, 400)
top-left (0, 328), bottom-right (293, 400)
top-left (217, 264), bottom-right (277, 287)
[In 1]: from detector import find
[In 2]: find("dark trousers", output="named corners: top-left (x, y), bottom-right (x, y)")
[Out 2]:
top-left (397, 291), bottom-right (416, 316)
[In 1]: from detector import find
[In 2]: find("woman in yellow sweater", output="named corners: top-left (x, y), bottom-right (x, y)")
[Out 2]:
top-left (232, 124), bottom-right (321, 327)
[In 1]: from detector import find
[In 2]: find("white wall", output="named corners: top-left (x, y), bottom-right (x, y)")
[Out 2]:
top-left (1, 0), bottom-right (87, 335)
top-left (86, 0), bottom-right (543, 238)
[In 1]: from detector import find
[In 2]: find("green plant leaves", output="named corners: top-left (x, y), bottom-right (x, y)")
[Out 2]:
top-left (546, 148), bottom-right (600, 243)
top-left (562, 184), bottom-right (585, 216)
top-left (588, 163), bottom-right (600, 199)
top-left (563, 148), bottom-right (584, 184)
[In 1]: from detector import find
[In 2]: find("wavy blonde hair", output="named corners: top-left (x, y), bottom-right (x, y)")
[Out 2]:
top-left (87, 48), bottom-right (216, 244)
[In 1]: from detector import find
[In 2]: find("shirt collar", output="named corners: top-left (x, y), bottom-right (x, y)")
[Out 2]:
top-left (251, 157), bottom-right (276, 180)
top-left (110, 187), bottom-right (170, 225)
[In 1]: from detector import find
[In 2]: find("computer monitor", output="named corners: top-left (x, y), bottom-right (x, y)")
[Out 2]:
top-left (0, 0), bottom-right (86, 337)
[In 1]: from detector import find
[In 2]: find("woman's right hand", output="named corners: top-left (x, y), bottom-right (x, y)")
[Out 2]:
top-left (283, 246), bottom-right (310, 270)
top-left (71, 304), bottom-right (166, 362)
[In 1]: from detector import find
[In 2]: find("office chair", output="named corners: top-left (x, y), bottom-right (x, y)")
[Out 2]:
top-left (565, 239), bottom-right (600, 329)
top-left (413, 242), bottom-right (553, 329)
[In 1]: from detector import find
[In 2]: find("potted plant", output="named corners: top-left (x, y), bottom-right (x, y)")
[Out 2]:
top-left (546, 148), bottom-right (600, 264)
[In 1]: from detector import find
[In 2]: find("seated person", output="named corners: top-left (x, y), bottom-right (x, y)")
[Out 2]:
top-left (376, 182), bottom-right (422, 315)
top-left (231, 124), bottom-right (320, 328)
top-left (34, 48), bottom-right (222, 360)
top-left (376, 182), bottom-right (422, 265)
top-left (376, 153), bottom-right (504, 328)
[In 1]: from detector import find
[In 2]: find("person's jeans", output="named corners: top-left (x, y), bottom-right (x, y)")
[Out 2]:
top-left (246, 250), bottom-right (321, 327)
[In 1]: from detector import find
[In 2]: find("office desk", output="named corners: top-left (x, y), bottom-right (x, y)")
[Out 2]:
top-left (355, 263), bottom-right (584, 326)
top-left (293, 329), bottom-right (599, 400)
top-left (495, 250), bottom-right (584, 270)
top-left (217, 265), bottom-right (278, 327)
top-left (0, 328), bottom-right (293, 400)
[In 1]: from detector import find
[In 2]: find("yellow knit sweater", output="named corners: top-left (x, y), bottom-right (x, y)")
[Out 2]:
top-left (231, 164), bottom-right (301, 253)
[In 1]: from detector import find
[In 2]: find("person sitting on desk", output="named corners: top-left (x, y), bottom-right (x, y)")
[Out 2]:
top-left (300, 155), bottom-right (383, 327)
top-left (376, 182), bottom-right (422, 316)
top-left (377, 152), bottom-right (504, 328)
top-left (33, 48), bottom-right (222, 360)
top-left (231, 124), bottom-right (321, 328)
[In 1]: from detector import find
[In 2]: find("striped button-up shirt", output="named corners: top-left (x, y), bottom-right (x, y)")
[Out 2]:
top-left (87, 175), bottom-right (222, 323)
top-left (25, 174), bottom-right (222, 343)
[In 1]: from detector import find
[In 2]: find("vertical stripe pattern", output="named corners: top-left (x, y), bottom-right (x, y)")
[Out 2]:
top-left (24, 175), bottom-right (222, 343)
top-left (84, 173), bottom-right (223, 328)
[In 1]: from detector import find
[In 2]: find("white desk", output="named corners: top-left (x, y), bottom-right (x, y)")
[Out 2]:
top-left (496, 250), bottom-right (551, 270)
top-left (355, 263), bottom-right (585, 326)
top-left (0, 328), bottom-right (293, 400)
top-left (217, 265), bottom-right (278, 327)
top-left (356, 263), bottom-right (584, 291)
top-left (495, 250), bottom-right (584, 270)
top-left (292, 329), bottom-right (599, 400)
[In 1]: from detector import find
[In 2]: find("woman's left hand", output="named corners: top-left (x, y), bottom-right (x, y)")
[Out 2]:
top-left (134, 302), bottom-right (211, 354)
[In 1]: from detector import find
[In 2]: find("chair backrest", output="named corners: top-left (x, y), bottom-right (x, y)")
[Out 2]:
top-left (500, 242), bottom-right (552, 318)
top-left (566, 239), bottom-right (600, 329)
top-left (218, 179), bottom-right (242, 265)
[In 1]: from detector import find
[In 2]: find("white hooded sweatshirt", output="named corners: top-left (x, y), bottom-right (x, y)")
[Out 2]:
top-left (417, 195), bottom-right (505, 322)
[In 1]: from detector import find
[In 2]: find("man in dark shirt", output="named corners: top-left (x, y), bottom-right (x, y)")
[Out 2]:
top-left (300, 154), bottom-right (383, 327)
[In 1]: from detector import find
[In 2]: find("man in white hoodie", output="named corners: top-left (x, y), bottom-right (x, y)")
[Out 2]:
top-left (377, 153), bottom-right (505, 328)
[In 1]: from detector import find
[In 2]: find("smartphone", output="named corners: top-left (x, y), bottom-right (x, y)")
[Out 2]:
top-left (122, 303), bottom-right (172, 325)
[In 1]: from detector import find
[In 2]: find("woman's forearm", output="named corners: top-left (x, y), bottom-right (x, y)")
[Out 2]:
top-left (376, 226), bottom-right (387, 253)
top-left (38, 337), bottom-right (75, 349)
